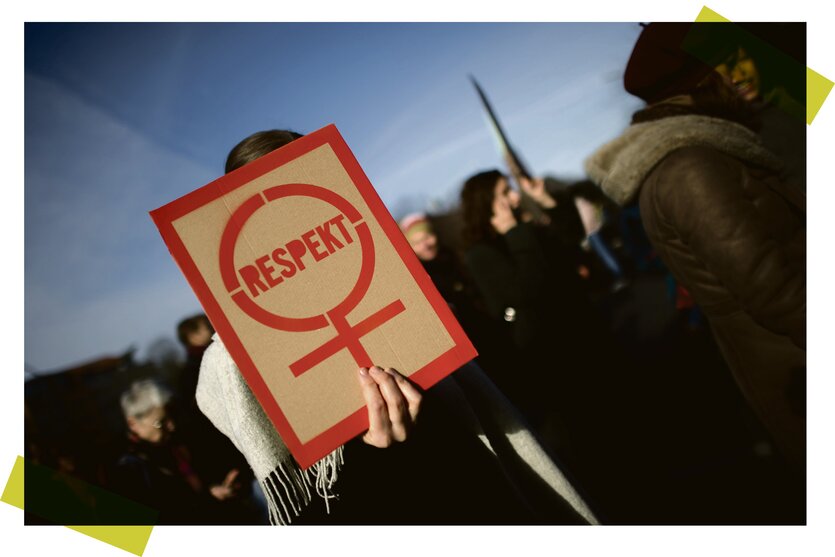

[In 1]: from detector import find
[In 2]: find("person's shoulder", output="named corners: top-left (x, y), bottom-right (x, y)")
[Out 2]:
top-left (651, 145), bottom-right (738, 199)
top-left (657, 144), bottom-right (730, 175)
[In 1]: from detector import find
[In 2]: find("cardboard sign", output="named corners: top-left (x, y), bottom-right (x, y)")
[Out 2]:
top-left (150, 124), bottom-right (477, 468)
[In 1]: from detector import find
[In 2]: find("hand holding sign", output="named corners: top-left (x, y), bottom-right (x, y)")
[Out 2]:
top-left (358, 366), bottom-right (422, 448)
top-left (150, 125), bottom-right (476, 468)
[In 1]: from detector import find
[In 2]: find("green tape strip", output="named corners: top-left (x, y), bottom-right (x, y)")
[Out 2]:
top-left (2, 456), bottom-right (155, 556)
top-left (696, 5), bottom-right (832, 124)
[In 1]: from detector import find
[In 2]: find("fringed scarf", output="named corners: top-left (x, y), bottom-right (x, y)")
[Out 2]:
top-left (260, 446), bottom-right (344, 525)
top-left (195, 334), bottom-right (345, 525)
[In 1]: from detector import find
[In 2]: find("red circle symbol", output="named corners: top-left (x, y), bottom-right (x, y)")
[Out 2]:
top-left (218, 183), bottom-right (375, 332)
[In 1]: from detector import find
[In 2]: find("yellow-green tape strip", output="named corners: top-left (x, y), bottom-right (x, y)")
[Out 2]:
top-left (696, 6), bottom-right (730, 23)
top-left (697, 5), bottom-right (832, 124)
top-left (807, 67), bottom-right (834, 124)
top-left (1, 455), bottom-right (24, 509)
top-left (67, 525), bottom-right (154, 556)
top-left (2, 456), bottom-right (154, 556)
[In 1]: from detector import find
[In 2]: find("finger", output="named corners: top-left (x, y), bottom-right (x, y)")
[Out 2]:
top-left (386, 368), bottom-right (422, 423)
top-left (210, 486), bottom-right (230, 500)
top-left (358, 367), bottom-right (391, 445)
top-left (223, 468), bottom-right (240, 487)
top-left (370, 366), bottom-right (409, 441)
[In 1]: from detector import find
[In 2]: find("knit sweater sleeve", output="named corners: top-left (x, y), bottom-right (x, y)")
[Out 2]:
top-left (195, 337), bottom-right (291, 482)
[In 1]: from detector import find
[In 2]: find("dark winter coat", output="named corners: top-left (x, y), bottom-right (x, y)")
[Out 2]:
top-left (462, 203), bottom-right (608, 428)
top-left (586, 113), bottom-right (806, 469)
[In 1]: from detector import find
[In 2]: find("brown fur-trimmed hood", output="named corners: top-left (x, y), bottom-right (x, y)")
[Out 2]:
top-left (584, 115), bottom-right (782, 206)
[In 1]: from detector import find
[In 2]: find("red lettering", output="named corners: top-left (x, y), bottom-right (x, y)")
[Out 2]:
top-left (255, 254), bottom-right (282, 288)
top-left (286, 239), bottom-right (308, 272)
top-left (239, 264), bottom-right (267, 298)
top-left (330, 214), bottom-right (353, 245)
top-left (236, 213), bottom-right (357, 300)
top-left (271, 247), bottom-right (296, 278)
top-left (302, 229), bottom-right (328, 262)
top-left (316, 221), bottom-right (344, 254)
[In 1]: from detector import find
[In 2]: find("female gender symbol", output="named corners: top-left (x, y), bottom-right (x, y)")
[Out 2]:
top-left (219, 183), bottom-right (405, 377)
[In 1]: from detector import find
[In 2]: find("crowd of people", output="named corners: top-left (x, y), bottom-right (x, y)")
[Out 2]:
top-left (25, 22), bottom-right (806, 526)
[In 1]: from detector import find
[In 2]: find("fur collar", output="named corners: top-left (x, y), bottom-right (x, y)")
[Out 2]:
top-left (584, 115), bottom-right (782, 206)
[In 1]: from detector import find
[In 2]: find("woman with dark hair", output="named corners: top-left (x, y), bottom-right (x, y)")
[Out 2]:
top-left (461, 170), bottom-right (597, 351)
top-left (195, 128), bottom-right (599, 526)
top-left (585, 23), bottom-right (806, 492)
top-left (459, 168), bottom-right (617, 465)
top-left (225, 129), bottom-right (303, 173)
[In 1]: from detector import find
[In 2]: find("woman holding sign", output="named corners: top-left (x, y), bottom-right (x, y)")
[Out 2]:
top-left (195, 130), bottom-right (599, 526)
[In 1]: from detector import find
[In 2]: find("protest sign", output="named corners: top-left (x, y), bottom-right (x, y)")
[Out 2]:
top-left (150, 125), bottom-right (477, 468)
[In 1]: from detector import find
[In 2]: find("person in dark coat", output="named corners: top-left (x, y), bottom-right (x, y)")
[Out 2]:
top-left (585, 23), bottom-right (806, 480)
top-left (458, 170), bottom-right (622, 473)
top-left (460, 171), bottom-right (591, 354)
top-left (399, 213), bottom-right (481, 320)
top-left (173, 313), bottom-right (261, 520)
top-left (176, 313), bottom-right (214, 409)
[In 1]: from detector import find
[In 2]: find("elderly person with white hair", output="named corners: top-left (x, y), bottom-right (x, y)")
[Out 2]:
top-left (113, 379), bottom-right (253, 524)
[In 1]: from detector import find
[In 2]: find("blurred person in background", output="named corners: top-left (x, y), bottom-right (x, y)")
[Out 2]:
top-left (113, 379), bottom-right (259, 524)
top-left (564, 179), bottom-right (628, 294)
top-left (460, 170), bottom-right (592, 356)
top-left (176, 313), bottom-right (214, 409)
top-left (400, 213), bottom-right (474, 307)
top-left (584, 23), bottom-right (805, 501)
top-left (174, 313), bottom-right (263, 521)
top-left (399, 212), bottom-right (533, 429)
top-left (459, 169), bottom-right (627, 483)
top-left (399, 212), bottom-right (488, 340)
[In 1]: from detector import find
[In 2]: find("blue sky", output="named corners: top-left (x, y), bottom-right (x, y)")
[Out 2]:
top-left (24, 22), bottom-right (646, 371)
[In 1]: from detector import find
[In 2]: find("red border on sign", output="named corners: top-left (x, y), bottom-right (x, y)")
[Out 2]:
top-left (150, 124), bottom-right (477, 469)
